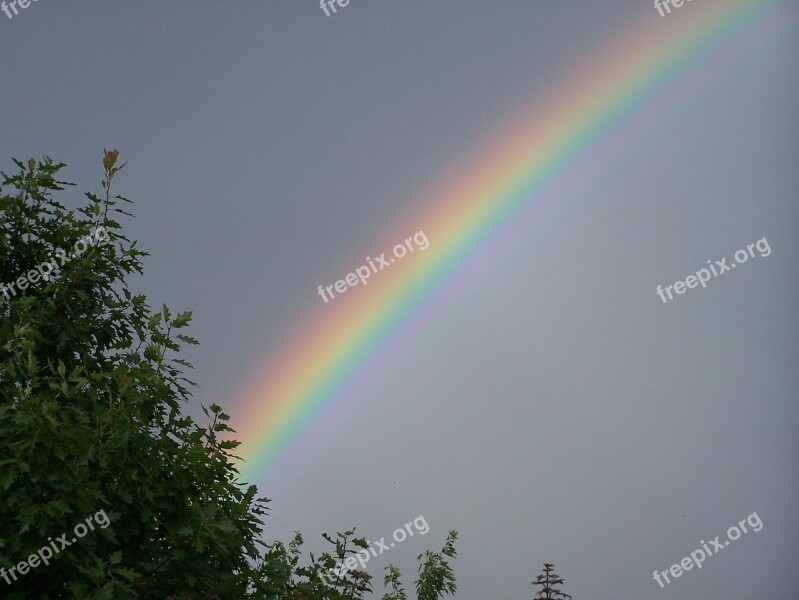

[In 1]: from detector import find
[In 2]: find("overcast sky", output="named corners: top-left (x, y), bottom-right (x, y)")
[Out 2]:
top-left (2, 1), bottom-right (798, 599)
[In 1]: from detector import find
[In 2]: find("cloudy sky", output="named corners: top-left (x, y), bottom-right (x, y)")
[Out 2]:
top-left (1, 1), bottom-right (797, 598)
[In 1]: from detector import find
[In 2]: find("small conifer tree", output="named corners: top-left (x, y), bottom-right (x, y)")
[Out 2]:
top-left (531, 562), bottom-right (572, 600)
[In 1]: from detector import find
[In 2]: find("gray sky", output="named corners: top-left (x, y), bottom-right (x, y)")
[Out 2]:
top-left (2, 1), bottom-right (798, 598)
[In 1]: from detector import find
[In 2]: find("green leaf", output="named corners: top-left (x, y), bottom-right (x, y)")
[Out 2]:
top-left (172, 311), bottom-right (192, 328)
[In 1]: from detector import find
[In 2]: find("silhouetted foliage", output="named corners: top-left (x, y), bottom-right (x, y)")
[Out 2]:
top-left (531, 563), bottom-right (571, 600)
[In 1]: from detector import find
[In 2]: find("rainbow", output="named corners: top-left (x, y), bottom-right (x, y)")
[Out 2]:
top-left (233, 0), bottom-right (781, 484)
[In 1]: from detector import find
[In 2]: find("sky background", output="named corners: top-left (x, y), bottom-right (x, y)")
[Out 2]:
top-left (1, 1), bottom-right (798, 598)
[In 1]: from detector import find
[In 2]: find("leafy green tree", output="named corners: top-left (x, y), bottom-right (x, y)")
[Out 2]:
top-left (531, 563), bottom-right (571, 600)
top-left (261, 529), bottom-right (458, 600)
top-left (0, 152), bottom-right (272, 598)
top-left (0, 153), bottom-right (458, 599)
top-left (413, 532), bottom-right (457, 600)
